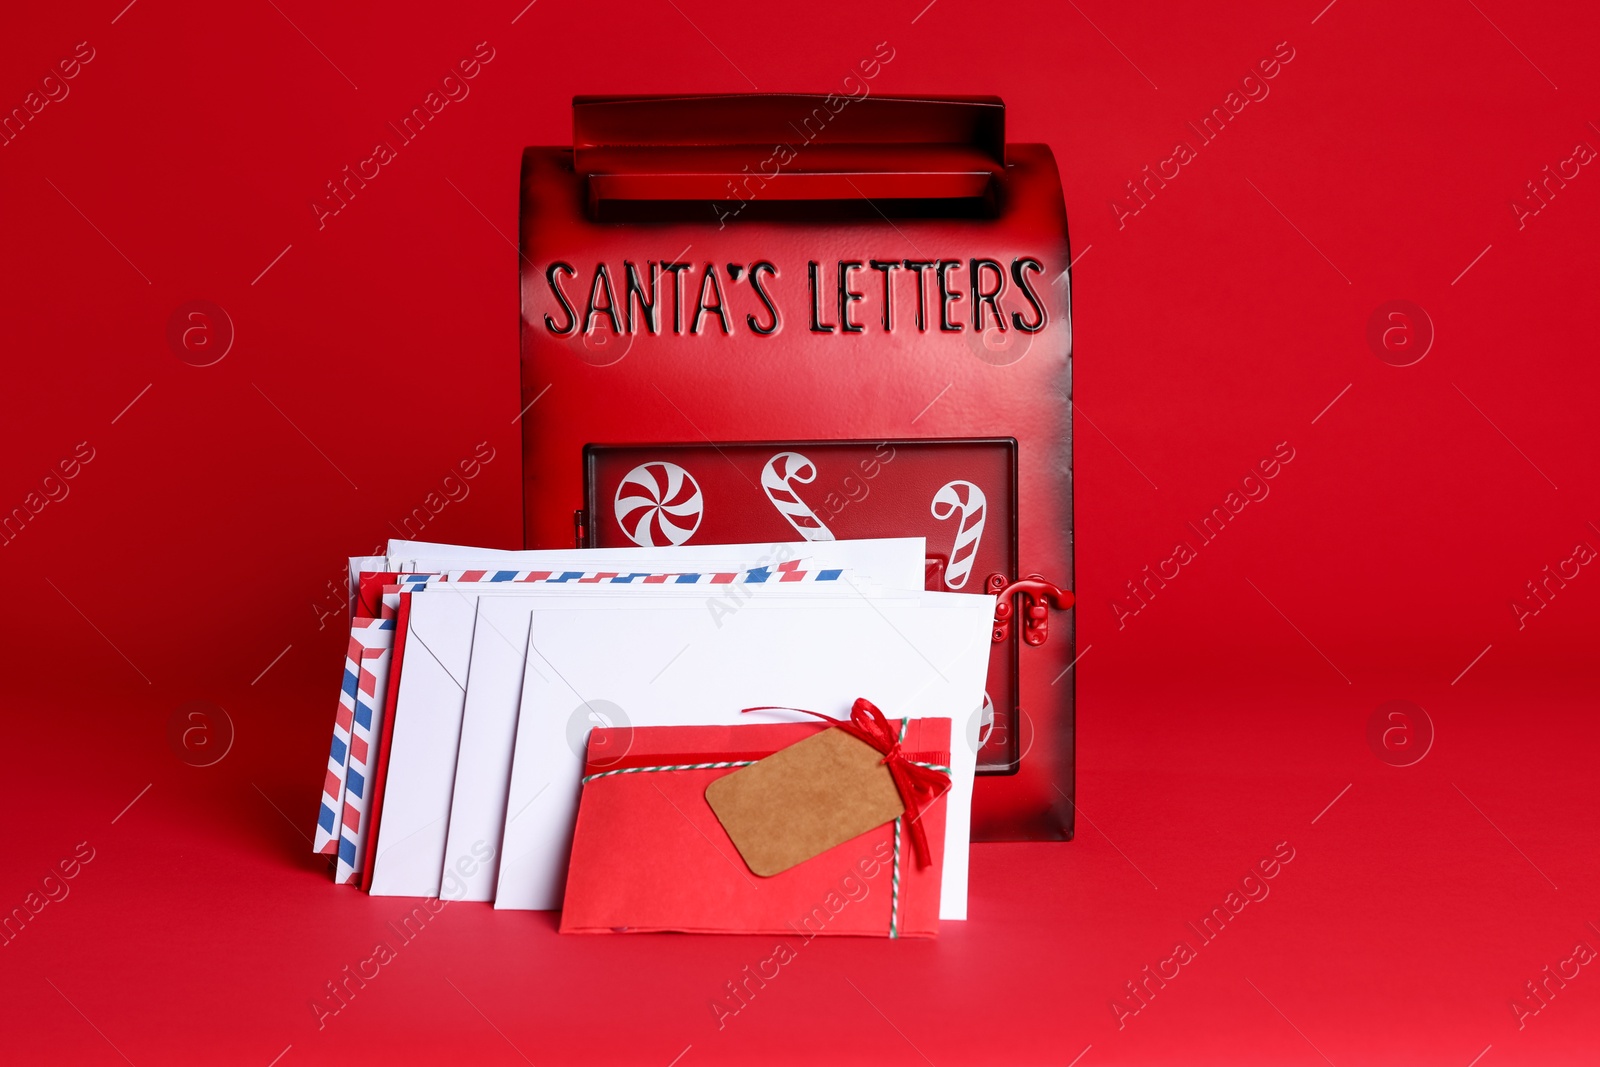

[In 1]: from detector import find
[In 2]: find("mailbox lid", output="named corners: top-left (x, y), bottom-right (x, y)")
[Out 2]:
top-left (572, 93), bottom-right (1005, 210)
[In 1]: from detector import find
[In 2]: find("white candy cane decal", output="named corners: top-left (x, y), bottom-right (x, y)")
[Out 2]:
top-left (761, 452), bottom-right (835, 541)
top-left (930, 480), bottom-right (986, 589)
top-left (614, 462), bottom-right (704, 547)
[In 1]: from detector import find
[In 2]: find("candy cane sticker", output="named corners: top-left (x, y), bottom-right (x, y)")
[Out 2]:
top-left (930, 480), bottom-right (986, 589)
top-left (614, 462), bottom-right (703, 547)
top-left (967, 690), bottom-right (996, 751)
top-left (761, 451), bottom-right (835, 541)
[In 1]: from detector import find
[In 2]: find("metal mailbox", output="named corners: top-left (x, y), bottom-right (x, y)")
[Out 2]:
top-left (520, 94), bottom-right (1075, 840)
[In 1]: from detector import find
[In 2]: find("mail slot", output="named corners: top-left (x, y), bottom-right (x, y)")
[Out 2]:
top-left (519, 94), bottom-right (1075, 840)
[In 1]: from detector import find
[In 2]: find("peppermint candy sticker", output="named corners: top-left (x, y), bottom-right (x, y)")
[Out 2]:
top-left (615, 461), bottom-right (703, 547)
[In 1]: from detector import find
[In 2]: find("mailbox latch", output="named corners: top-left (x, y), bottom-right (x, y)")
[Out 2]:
top-left (987, 573), bottom-right (1074, 646)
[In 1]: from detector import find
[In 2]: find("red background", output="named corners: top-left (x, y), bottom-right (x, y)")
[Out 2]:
top-left (3, 1), bottom-right (1597, 1064)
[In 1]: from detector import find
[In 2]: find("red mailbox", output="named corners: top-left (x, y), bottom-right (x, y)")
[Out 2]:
top-left (519, 94), bottom-right (1075, 840)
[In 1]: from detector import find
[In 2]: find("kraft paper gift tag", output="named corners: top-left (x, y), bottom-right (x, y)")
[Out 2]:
top-left (706, 728), bottom-right (905, 877)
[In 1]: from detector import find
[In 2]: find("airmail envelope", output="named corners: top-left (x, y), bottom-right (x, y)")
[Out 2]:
top-left (371, 570), bottom-right (838, 897)
top-left (368, 539), bottom-right (926, 898)
top-left (381, 536), bottom-right (927, 591)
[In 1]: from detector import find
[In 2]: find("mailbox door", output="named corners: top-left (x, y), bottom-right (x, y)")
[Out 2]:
top-left (583, 438), bottom-right (1020, 772)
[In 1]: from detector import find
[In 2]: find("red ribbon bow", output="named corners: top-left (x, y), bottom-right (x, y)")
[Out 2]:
top-left (743, 698), bottom-right (952, 869)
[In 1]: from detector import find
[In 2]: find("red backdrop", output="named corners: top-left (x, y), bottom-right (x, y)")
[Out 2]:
top-left (2, 1), bottom-right (1596, 1064)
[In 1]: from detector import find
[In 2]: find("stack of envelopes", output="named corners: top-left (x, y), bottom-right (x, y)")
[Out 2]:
top-left (312, 537), bottom-right (996, 934)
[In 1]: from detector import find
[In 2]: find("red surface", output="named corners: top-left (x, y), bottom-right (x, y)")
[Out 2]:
top-left (1, 1), bottom-right (1596, 1064)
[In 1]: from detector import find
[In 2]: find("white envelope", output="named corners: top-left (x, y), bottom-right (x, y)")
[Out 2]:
top-left (372, 571), bottom-right (834, 898)
top-left (369, 539), bottom-right (927, 898)
top-left (439, 578), bottom-right (909, 902)
top-left (496, 591), bottom-right (994, 920)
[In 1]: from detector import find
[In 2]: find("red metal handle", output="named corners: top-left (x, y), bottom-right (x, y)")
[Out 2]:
top-left (987, 573), bottom-right (1074, 646)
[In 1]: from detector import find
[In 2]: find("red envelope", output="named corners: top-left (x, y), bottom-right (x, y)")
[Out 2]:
top-left (354, 571), bottom-right (401, 619)
top-left (560, 719), bottom-right (949, 938)
top-left (356, 584), bottom-right (414, 890)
